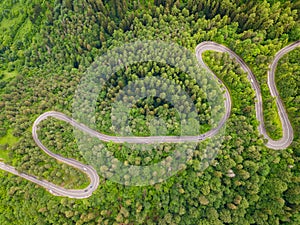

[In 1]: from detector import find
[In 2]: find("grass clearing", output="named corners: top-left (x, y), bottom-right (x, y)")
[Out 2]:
top-left (1, 70), bottom-right (18, 80)
top-left (0, 150), bottom-right (9, 161)
top-left (0, 2), bottom-right (28, 48)
top-left (0, 4), bottom-right (24, 32)
top-left (0, 129), bottom-right (19, 146)
top-left (13, 18), bottom-right (33, 42)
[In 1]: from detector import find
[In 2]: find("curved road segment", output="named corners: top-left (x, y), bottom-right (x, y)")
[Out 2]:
top-left (0, 41), bottom-right (299, 199)
top-left (196, 41), bottom-right (299, 149)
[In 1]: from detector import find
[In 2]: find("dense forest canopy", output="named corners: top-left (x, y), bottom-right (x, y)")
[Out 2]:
top-left (0, 0), bottom-right (299, 224)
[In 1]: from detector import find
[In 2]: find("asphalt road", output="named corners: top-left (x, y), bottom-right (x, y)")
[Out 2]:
top-left (196, 41), bottom-right (299, 149)
top-left (0, 41), bottom-right (298, 198)
top-left (0, 161), bottom-right (98, 199)
top-left (266, 41), bottom-right (300, 148)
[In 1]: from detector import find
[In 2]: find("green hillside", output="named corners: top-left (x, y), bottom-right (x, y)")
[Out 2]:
top-left (0, 0), bottom-right (299, 224)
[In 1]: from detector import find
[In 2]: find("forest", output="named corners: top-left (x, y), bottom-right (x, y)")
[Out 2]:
top-left (0, 0), bottom-right (299, 224)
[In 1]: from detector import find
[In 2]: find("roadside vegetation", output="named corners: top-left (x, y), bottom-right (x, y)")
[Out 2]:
top-left (0, 0), bottom-right (299, 224)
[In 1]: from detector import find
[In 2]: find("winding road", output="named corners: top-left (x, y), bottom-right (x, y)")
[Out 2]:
top-left (196, 41), bottom-right (299, 149)
top-left (0, 41), bottom-right (299, 198)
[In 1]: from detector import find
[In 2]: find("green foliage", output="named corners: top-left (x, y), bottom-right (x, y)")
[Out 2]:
top-left (0, 0), bottom-right (299, 224)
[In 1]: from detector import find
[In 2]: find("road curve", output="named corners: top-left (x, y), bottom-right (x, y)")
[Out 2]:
top-left (196, 41), bottom-right (299, 149)
top-left (0, 161), bottom-right (98, 199)
top-left (267, 41), bottom-right (300, 148)
top-left (0, 41), bottom-right (298, 198)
